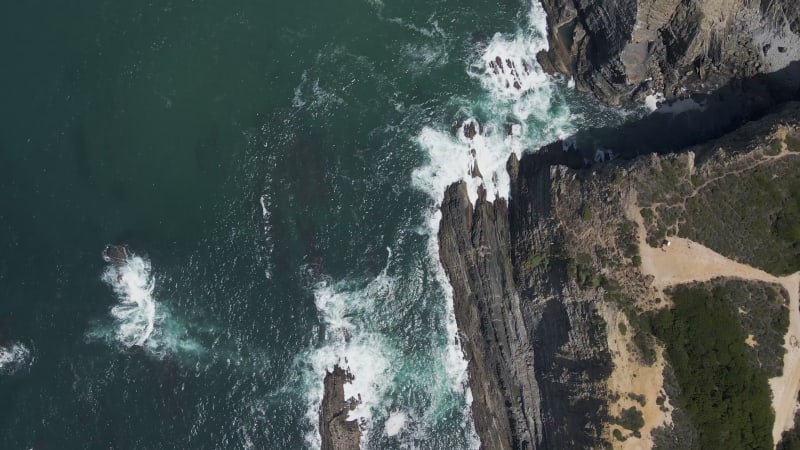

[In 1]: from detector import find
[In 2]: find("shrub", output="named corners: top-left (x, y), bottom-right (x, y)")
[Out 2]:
top-left (616, 407), bottom-right (645, 432)
top-left (522, 254), bottom-right (549, 271)
top-left (651, 285), bottom-right (774, 450)
top-left (581, 204), bottom-right (594, 221)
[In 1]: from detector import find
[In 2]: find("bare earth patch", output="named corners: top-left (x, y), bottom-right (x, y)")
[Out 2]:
top-left (627, 198), bottom-right (800, 446)
top-left (601, 304), bottom-right (672, 449)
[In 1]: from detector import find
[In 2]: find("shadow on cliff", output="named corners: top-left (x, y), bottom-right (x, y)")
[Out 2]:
top-left (558, 60), bottom-right (800, 164)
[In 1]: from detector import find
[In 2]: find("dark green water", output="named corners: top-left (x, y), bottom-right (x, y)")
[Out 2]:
top-left (0, 0), bottom-right (627, 448)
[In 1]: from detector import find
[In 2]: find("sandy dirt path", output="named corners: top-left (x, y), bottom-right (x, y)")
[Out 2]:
top-left (628, 203), bottom-right (800, 446)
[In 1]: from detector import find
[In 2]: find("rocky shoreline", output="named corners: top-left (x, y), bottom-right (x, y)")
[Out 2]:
top-left (319, 365), bottom-right (362, 450)
top-left (317, 1), bottom-right (800, 448)
top-left (536, 0), bottom-right (800, 106)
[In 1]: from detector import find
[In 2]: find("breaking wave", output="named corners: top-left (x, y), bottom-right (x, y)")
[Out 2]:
top-left (410, 2), bottom-right (576, 447)
top-left (92, 246), bottom-right (201, 358)
top-left (301, 256), bottom-right (396, 448)
top-left (413, 1), bottom-right (573, 205)
top-left (0, 342), bottom-right (32, 375)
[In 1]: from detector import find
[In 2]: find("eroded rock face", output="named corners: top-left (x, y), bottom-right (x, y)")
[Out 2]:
top-left (438, 146), bottom-right (615, 449)
top-left (439, 103), bottom-right (800, 449)
top-left (537, 0), bottom-right (800, 105)
top-left (319, 366), bottom-right (361, 450)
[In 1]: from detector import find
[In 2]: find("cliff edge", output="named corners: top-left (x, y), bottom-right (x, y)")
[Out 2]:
top-left (439, 103), bottom-right (800, 448)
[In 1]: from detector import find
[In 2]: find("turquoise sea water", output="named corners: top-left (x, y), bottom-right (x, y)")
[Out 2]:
top-left (0, 1), bottom-right (629, 448)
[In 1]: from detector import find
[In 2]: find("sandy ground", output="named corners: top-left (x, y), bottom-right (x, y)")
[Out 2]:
top-left (627, 202), bottom-right (800, 446)
top-left (602, 305), bottom-right (672, 450)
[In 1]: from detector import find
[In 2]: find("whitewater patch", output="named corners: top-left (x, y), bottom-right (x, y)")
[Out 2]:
top-left (384, 410), bottom-right (408, 436)
top-left (414, 1), bottom-right (574, 206)
top-left (302, 260), bottom-right (396, 448)
top-left (410, 1), bottom-right (576, 448)
top-left (92, 246), bottom-right (201, 359)
top-left (0, 342), bottom-right (32, 375)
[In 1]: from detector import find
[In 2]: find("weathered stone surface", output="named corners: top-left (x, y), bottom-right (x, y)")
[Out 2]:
top-left (439, 103), bottom-right (800, 449)
top-left (319, 365), bottom-right (361, 450)
top-left (537, 0), bottom-right (800, 105)
top-left (439, 146), bottom-right (615, 449)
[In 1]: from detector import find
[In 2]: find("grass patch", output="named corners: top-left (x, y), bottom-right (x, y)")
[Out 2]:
top-left (522, 254), bottom-right (549, 271)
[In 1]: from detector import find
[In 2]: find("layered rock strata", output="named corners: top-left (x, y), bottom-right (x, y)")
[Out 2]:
top-left (536, 0), bottom-right (800, 105)
top-left (439, 102), bottom-right (800, 448)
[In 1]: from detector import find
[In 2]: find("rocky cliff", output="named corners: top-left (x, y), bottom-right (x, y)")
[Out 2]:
top-left (536, 0), bottom-right (800, 105)
top-left (439, 102), bottom-right (800, 448)
top-left (439, 143), bottom-right (616, 449)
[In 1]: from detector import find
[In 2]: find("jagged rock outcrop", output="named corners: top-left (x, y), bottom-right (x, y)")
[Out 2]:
top-left (439, 103), bottom-right (800, 449)
top-left (439, 145), bottom-right (615, 449)
top-left (439, 184), bottom-right (544, 450)
top-left (319, 366), bottom-right (361, 450)
top-left (536, 0), bottom-right (800, 105)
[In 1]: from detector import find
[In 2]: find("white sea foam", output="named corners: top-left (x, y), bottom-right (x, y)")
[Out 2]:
top-left (293, 69), bottom-right (346, 115)
top-left (384, 410), bottom-right (408, 437)
top-left (402, 42), bottom-right (449, 75)
top-left (471, 5), bottom-right (550, 104)
top-left (101, 254), bottom-right (157, 347)
top-left (0, 342), bottom-right (32, 375)
top-left (413, 1), bottom-right (573, 206)
top-left (303, 262), bottom-right (396, 447)
top-left (411, 2), bottom-right (573, 448)
top-left (259, 193), bottom-right (274, 279)
top-left (96, 249), bottom-right (200, 358)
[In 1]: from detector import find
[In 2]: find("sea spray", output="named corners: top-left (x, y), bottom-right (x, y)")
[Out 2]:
top-left (411, 1), bottom-right (575, 447)
top-left (300, 252), bottom-right (399, 448)
top-left (94, 246), bottom-right (201, 358)
top-left (0, 342), bottom-right (32, 375)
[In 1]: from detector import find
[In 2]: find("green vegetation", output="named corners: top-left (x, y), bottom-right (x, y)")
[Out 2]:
top-left (618, 219), bottom-right (639, 261)
top-left (618, 322), bottom-right (627, 335)
top-left (615, 407), bottom-right (645, 432)
top-left (627, 392), bottom-right (646, 406)
top-left (600, 278), bottom-right (657, 365)
top-left (769, 139), bottom-right (784, 155)
top-left (522, 254), bottom-right (549, 271)
top-left (717, 279), bottom-right (789, 376)
top-left (566, 258), bottom-right (578, 280)
top-left (635, 156), bottom-right (695, 207)
top-left (650, 284), bottom-right (774, 450)
top-left (581, 204), bottom-right (594, 221)
top-left (680, 157), bottom-right (800, 275)
top-left (613, 429), bottom-right (625, 441)
top-left (787, 135), bottom-right (800, 153)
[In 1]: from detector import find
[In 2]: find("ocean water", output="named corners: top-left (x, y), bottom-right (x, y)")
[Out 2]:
top-left (0, 0), bottom-right (630, 448)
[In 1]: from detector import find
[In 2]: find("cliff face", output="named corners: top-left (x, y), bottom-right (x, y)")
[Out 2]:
top-left (439, 145), bottom-right (615, 449)
top-left (536, 0), bottom-right (800, 105)
top-left (438, 103), bottom-right (800, 449)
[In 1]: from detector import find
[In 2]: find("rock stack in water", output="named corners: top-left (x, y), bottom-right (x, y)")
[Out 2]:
top-left (319, 365), bottom-right (361, 450)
